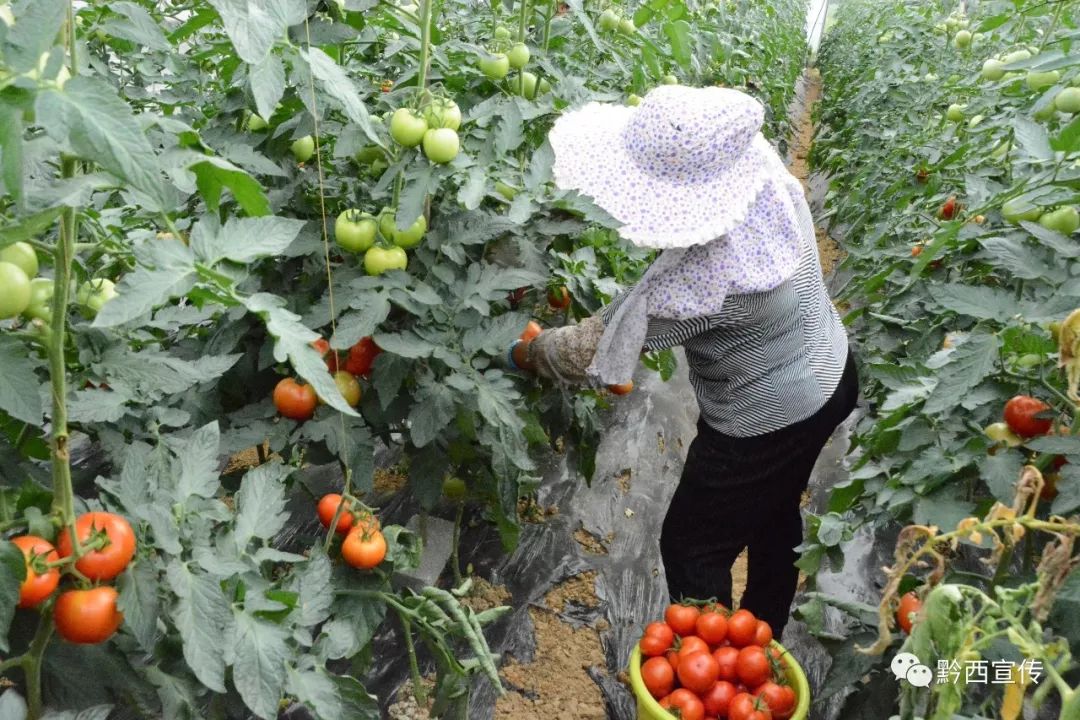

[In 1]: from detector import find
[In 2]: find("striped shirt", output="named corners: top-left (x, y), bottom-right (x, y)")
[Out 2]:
top-left (601, 187), bottom-right (849, 438)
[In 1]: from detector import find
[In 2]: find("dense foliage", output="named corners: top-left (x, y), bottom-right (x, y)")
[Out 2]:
top-left (803, 0), bottom-right (1080, 718)
top-left (0, 0), bottom-right (808, 717)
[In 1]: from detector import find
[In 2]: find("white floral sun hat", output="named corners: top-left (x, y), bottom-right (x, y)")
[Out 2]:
top-left (546, 84), bottom-right (812, 385)
top-left (551, 84), bottom-right (782, 249)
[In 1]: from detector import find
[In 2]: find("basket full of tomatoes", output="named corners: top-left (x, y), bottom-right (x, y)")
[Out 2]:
top-left (628, 603), bottom-right (810, 720)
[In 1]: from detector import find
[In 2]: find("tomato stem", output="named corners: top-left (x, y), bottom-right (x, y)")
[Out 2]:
top-left (415, 0), bottom-right (434, 98)
top-left (398, 612), bottom-right (428, 706)
top-left (23, 614), bottom-right (54, 720)
top-left (450, 500), bottom-right (464, 586)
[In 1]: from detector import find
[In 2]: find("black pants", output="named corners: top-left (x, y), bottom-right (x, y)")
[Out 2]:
top-left (660, 353), bottom-right (859, 637)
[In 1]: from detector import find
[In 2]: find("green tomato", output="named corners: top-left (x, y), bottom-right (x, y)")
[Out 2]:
top-left (953, 30), bottom-right (972, 49)
top-left (495, 181), bottom-right (519, 200)
top-left (1034, 103), bottom-right (1057, 122)
top-left (1027, 69), bottom-right (1061, 91)
top-left (393, 216), bottom-right (427, 249)
top-left (479, 52), bottom-right (510, 80)
top-left (389, 108), bottom-right (428, 148)
top-left (378, 208), bottom-right (397, 241)
top-left (368, 159), bottom-right (389, 178)
top-left (662, 74), bottom-right (678, 85)
top-left (335, 210), bottom-right (378, 253)
top-left (0, 241), bottom-right (38, 278)
top-left (980, 58), bottom-right (1005, 81)
top-left (945, 103), bottom-right (966, 122)
top-left (77, 278), bottom-right (117, 316)
top-left (617, 17), bottom-right (636, 35)
top-left (598, 9), bottom-right (619, 31)
top-left (494, 25), bottom-right (512, 41)
top-left (23, 278), bottom-right (54, 322)
top-left (423, 99), bottom-right (462, 130)
top-left (291, 135), bottom-right (315, 162)
top-left (364, 246), bottom-right (408, 275)
top-left (1055, 87), bottom-right (1080, 114)
top-left (422, 128), bottom-right (460, 164)
top-left (1002, 199), bottom-right (1042, 224)
top-left (355, 145), bottom-right (385, 164)
top-left (0, 262), bottom-right (31, 320)
top-left (1001, 49), bottom-right (1032, 65)
top-left (984, 422), bottom-right (1023, 448)
top-left (967, 113), bottom-right (984, 129)
top-left (516, 71), bottom-right (539, 99)
top-left (990, 139), bottom-right (1011, 160)
top-left (1039, 206), bottom-right (1080, 235)
top-left (538, 78), bottom-right (552, 95)
top-left (627, 93), bottom-right (642, 106)
top-left (507, 43), bottom-right (530, 70)
top-left (442, 476), bottom-right (467, 501)
top-left (247, 113), bottom-right (268, 131)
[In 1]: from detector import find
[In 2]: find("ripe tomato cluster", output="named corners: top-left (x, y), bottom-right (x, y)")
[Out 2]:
top-left (11, 511), bottom-right (135, 645)
top-left (273, 337), bottom-right (383, 421)
top-left (638, 604), bottom-right (797, 720)
top-left (316, 494), bottom-right (387, 570)
top-left (985, 395), bottom-right (1062, 499)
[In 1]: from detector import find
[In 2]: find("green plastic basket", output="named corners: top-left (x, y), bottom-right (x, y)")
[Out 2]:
top-left (628, 641), bottom-right (811, 720)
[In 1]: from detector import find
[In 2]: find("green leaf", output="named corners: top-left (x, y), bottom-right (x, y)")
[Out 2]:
top-left (409, 444), bottom-right (450, 510)
top-left (1012, 117), bottom-right (1053, 161)
top-left (166, 561), bottom-right (232, 693)
top-left (1051, 465), bottom-right (1080, 515)
top-left (980, 237), bottom-right (1060, 281)
top-left (286, 668), bottom-right (347, 719)
top-left (249, 53), bottom-right (285, 123)
top-left (0, 208), bottom-right (63, 248)
top-left (94, 347), bottom-right (240, 399)
top-left (372, 331), bottom-right (435, 359)
top-left (319, 593), bottom-right (386, 660)
top-left (231, 611), bottom-right (290, 720)
top-left (494, 102), bottom-right (525, 155)
top-left (923, 333), bottom-right (999, 414)
top-left (397, 166), bottom-right (434, 231)
top-left (4, 0), bottom-right (66, 73)
top-left (288, 552), bottom-right (333, 627)
top-left (663, 20), bottom-right (692, 66)
top-left (1020, 220), bottom-right (1080, 258)
top-left (35, 77), bottom-right (167, 208)
top-left (329, 674), bottom-right (380, 718)
top-left (191, 158), bottom-right (271, 217)
top-left (107, 2), bottom-right (171, 51)
top-left (409, 381), bottom-right (456, 448)
top-left (298, 47), bottom-right (382, 146)
top-left (333, 296), bottom-right (391, 348)
top-left (191, 216), bottom-right (305, 263)
top-left (931, 283), bottom-right (1016, 322)
top-left (0, 540), bottom-right (25, 653)
top-left (245, 293), bottom-right (360, 417)
top-left (234, 462), bottom-right (290, 549)
top-left (372, 353), bottom-right (410, 411)
top-left (117, 562), bottom-right (161, 653)
top-left (175, 422), bottom-right (222, 501)
top-left (93, 241), bottom-right (197, 327)
top-left (457, 167), bottom-right (486, 210)
top-left (0, 108), bottom-right (23, 208)
top-left (1053, 115), bottom-right (1080, 154)
top-left (977, 452), bottom-right (1024, 503)
top-left (913, 494), bottom-right (975, 532)
top-left (0, 336), bottom-right (43, 425)
top-left (1026, 436), bottom-right (1080, 455)
top-left (206, 0), bottom-right (288, 63)
top-left (67, 388), bottom-right (129, 424)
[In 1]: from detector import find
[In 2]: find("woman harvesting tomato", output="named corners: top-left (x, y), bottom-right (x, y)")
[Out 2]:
top-left (510, 85), bottom-right (858, 637)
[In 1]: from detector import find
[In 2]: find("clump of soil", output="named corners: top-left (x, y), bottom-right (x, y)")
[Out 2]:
top-left (373, 466), bottom-right (408, 496)
top-left (222, 442), bottom-right (277, 475)
top-left (461, 577), bottom-right (512, 614)
top-left (387, 678), bottom-right (436, 720)
top-left (574, 528), bottom-right (608, 555)
top-left (495, 574), bottom-right (607, 720)
top-left (517, 496), bottom-right (557, 524)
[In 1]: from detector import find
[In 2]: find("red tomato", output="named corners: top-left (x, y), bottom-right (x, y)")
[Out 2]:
top-left (727, 608), bottom-right (758, 647)
top-left (1003, 395), bottom-right (1053, 438)
top-left (658, 696), bottom-right (673, 711)
top-left (678, 650), bottom-right (721, 694)
top-left (940, 195), bottom-right (958, 220)
top-left (752, 620), bottom-right (773, 647)
top-left (666, 649), bottom-right (680, 673)
top-left (57, 512), bottom-right (136, 581)
top-left (736, 645), bottom-right (773, 688)
top-left (729, 692), bottom-right (772, 720)
top-left (273, 378), bottom-right (317, 421)
top-left (547, 286), bottom-right (571, 309)
top-left (702, 680), bottom-right (738, 717)
top-left (53, 587), bottom-right (123, 644)
top-left (608, 382), bottom-right (634, 395)
top-left (644, 621), bottom-right (675, 647)
top-left (696, 608), bottom-right (729, 645)
top-left (756, 681), bottom-right (796, 720)
top-left (12, 535), bottom-right (59, 608)
top-left (312, 338), bottom-right (341, 371)
top-left (512, 339), bottom-right (534, 370)
top-left (520, 321), bottom-right (542, 342)
top-left (641, 656), bottom-right (675, 699)
top-left (678, 635), bottom-right (710, 659)
top-left (896, 591), bottom-right (922, 634)
top-left (344, 336), bottom-right (381, 378)
top-left (714, 645), bottom-right (740, 681)
top-left (341, 528), bottom-right (387, 569)
top-left (665, 603), bottom-right (701, 636)
top-left (668, 688), bottom-right (706, 720)
top-left (317, 493), bottom-right (354, 535)
top-left (640, 634), bottom-right (671, 657)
